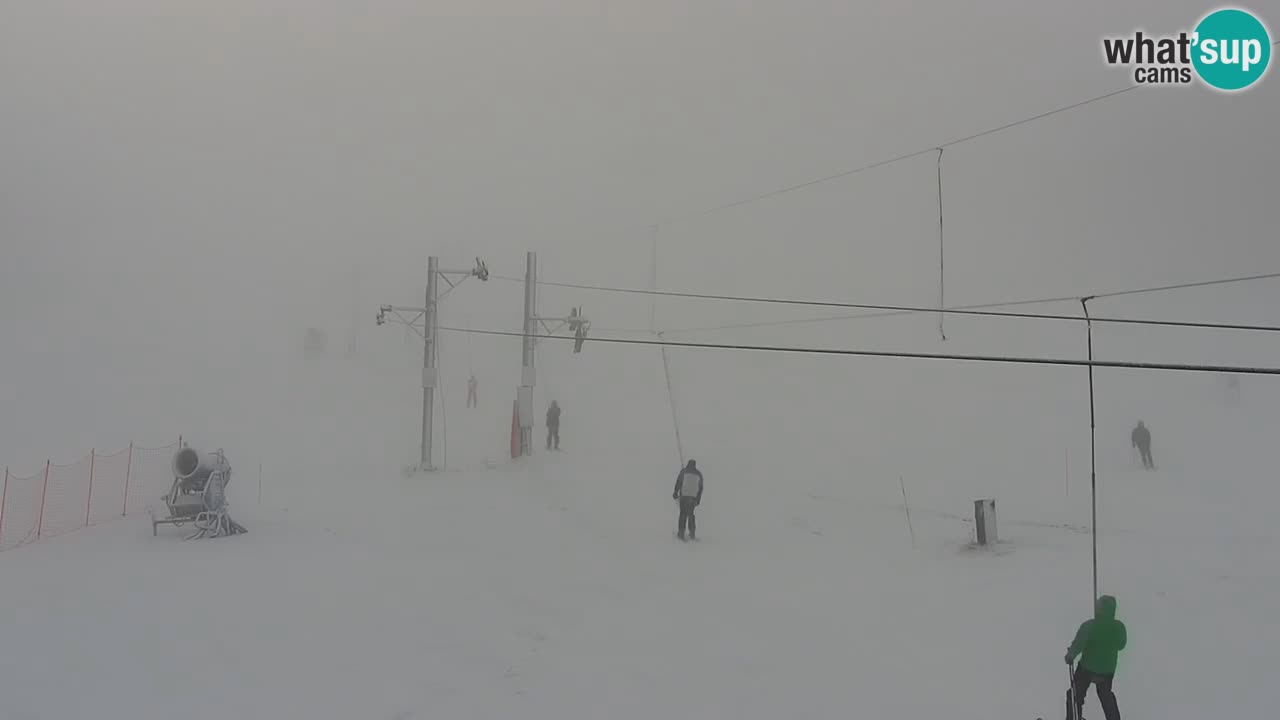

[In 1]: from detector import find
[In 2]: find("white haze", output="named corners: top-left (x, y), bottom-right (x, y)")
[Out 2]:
top-left (2, 1), bottom-right (1280, 717)
top-left (3, 0), bottom-right (1279, 465)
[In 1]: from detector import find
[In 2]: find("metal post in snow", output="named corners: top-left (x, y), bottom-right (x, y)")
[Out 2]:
top-left (1, 467), bottom-right (9, 544)
top-left (374, 258), bottom-right (487, 471)
top-left (421, 257), bottom-right (439, 471)
top-left (1081, 296), bottom-right (1099, 603)
top-left (121, 442), bottom-right (134, 516)
top-left (85, 449), bottom-right (96, 527)
top-left (348, 266), bottom-right (360, 357)
top-left (519, 251), bottom-right (537, 457)
top-left (936, 147), bottom-right (947, 342)
top-left (899, 476), bottom-right (916, 549)
top-left (659, 337), bottom-right (685, 465)
top-left (649, 224), bottom-right (660, 334)
top-left (36, 460), bottom-right (50, 539)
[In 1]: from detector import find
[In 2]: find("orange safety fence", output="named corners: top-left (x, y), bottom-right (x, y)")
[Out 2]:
top-left (0, 437), bottom-right (182, 552)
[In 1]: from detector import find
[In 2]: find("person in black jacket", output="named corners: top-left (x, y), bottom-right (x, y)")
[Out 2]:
top-left (1131, 421), bottom-right (1153, 469)
top-left (546, 401), bottom-right (561, 450)
top-left (672, 459), bottom-right (704, 541)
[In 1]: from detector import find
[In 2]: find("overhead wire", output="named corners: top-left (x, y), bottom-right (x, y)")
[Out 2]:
top-left (641, 38), bottom-right (1279, 230)
top-left (492, 271), bottom-right (1280, 335)
top-left (1090, 271), bottom-right (1280, 300)
top-left (495, 42), bottom-right (1280, 336)
top-left (662, 272), bottom-right (1280, 334)
top-left (652, 88), bottom-right (1143, 228)
top-left (438, 326), bottom-right (1280, 377)
top-left (478, 42), bottom-right (1280, 365)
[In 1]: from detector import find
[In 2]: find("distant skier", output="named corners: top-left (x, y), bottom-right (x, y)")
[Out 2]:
top-left (467, 374), bottom-right (478, 408)
top-left (1064, 594), bottom-right (1127, 720)
top-left (546, 400), bottom-right (561, 450)
top-left (1130, 421), bottom-right (1153, 469)
top-left (672, 459), bottom-right (703, 541)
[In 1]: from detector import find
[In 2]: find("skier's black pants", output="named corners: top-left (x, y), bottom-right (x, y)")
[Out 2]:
top-left (1137, 444), bottom-right (1153, 468)
top-left (677, 496), bottom-right (697, 537)
top-left (546, 425), bottom-right (559, 449)
top-left (1067, 666), bottom-right (1119, 720)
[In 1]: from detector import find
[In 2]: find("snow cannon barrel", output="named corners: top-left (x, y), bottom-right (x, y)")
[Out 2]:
top-left (172, 447), bottom-right (232, 491)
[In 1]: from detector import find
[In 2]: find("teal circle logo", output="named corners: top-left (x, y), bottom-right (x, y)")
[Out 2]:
top-left (1192, 8), bottom-right (1271, 91)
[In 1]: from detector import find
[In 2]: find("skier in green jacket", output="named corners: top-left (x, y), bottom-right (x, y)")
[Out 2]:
top-left (1064, 594), bottom-right (1127, 720)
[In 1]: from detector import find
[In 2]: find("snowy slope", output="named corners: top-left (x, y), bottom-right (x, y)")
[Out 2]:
top-left (3, 321), bottom-right (1279, 720)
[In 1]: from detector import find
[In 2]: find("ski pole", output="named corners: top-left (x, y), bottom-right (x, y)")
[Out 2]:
top-left (1066, 662), bottom-right (1079, 720)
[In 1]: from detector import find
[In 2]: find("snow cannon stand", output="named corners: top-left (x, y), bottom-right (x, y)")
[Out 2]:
top-left (147, 445), bottom-right (247, 540)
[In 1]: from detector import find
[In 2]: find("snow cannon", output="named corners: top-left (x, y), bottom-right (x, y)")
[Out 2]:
top-left (148, 446), bottom-right (247, 540)
top-left (172, 447), bottom-right (233, 493)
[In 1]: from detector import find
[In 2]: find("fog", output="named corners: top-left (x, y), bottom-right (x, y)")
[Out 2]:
top-left (2, 3), bottom-right (1273, 471)
top-left (0, 0), bottom-right (1276, 461)
top-left (3, 2), bottom-right (1280, 716)
top-left (0, 0), bottom-right (1274, 473)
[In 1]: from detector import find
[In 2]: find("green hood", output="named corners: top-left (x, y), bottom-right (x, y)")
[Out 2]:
top-left (1095, 595), bottom-right (1117, 620)
top-left (1068, 594), bottom-right (1127, 674)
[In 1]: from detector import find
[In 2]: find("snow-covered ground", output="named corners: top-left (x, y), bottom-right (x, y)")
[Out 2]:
top-left (2, 327), bottom-right (1278, 720)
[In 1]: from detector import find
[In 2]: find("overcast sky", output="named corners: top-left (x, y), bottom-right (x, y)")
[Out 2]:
top-left (2, 0), bottom-right (1278, 462)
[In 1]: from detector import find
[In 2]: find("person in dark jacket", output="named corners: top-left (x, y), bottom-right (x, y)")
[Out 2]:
top-left (1064, 595), bottom-right (1127, 720)
top-left (1131, 421), bottom-right (1153, 469)
top-left (672, 459), bottom-right (703, 541)
top-left (545, 401), bottom-right (561, 450)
